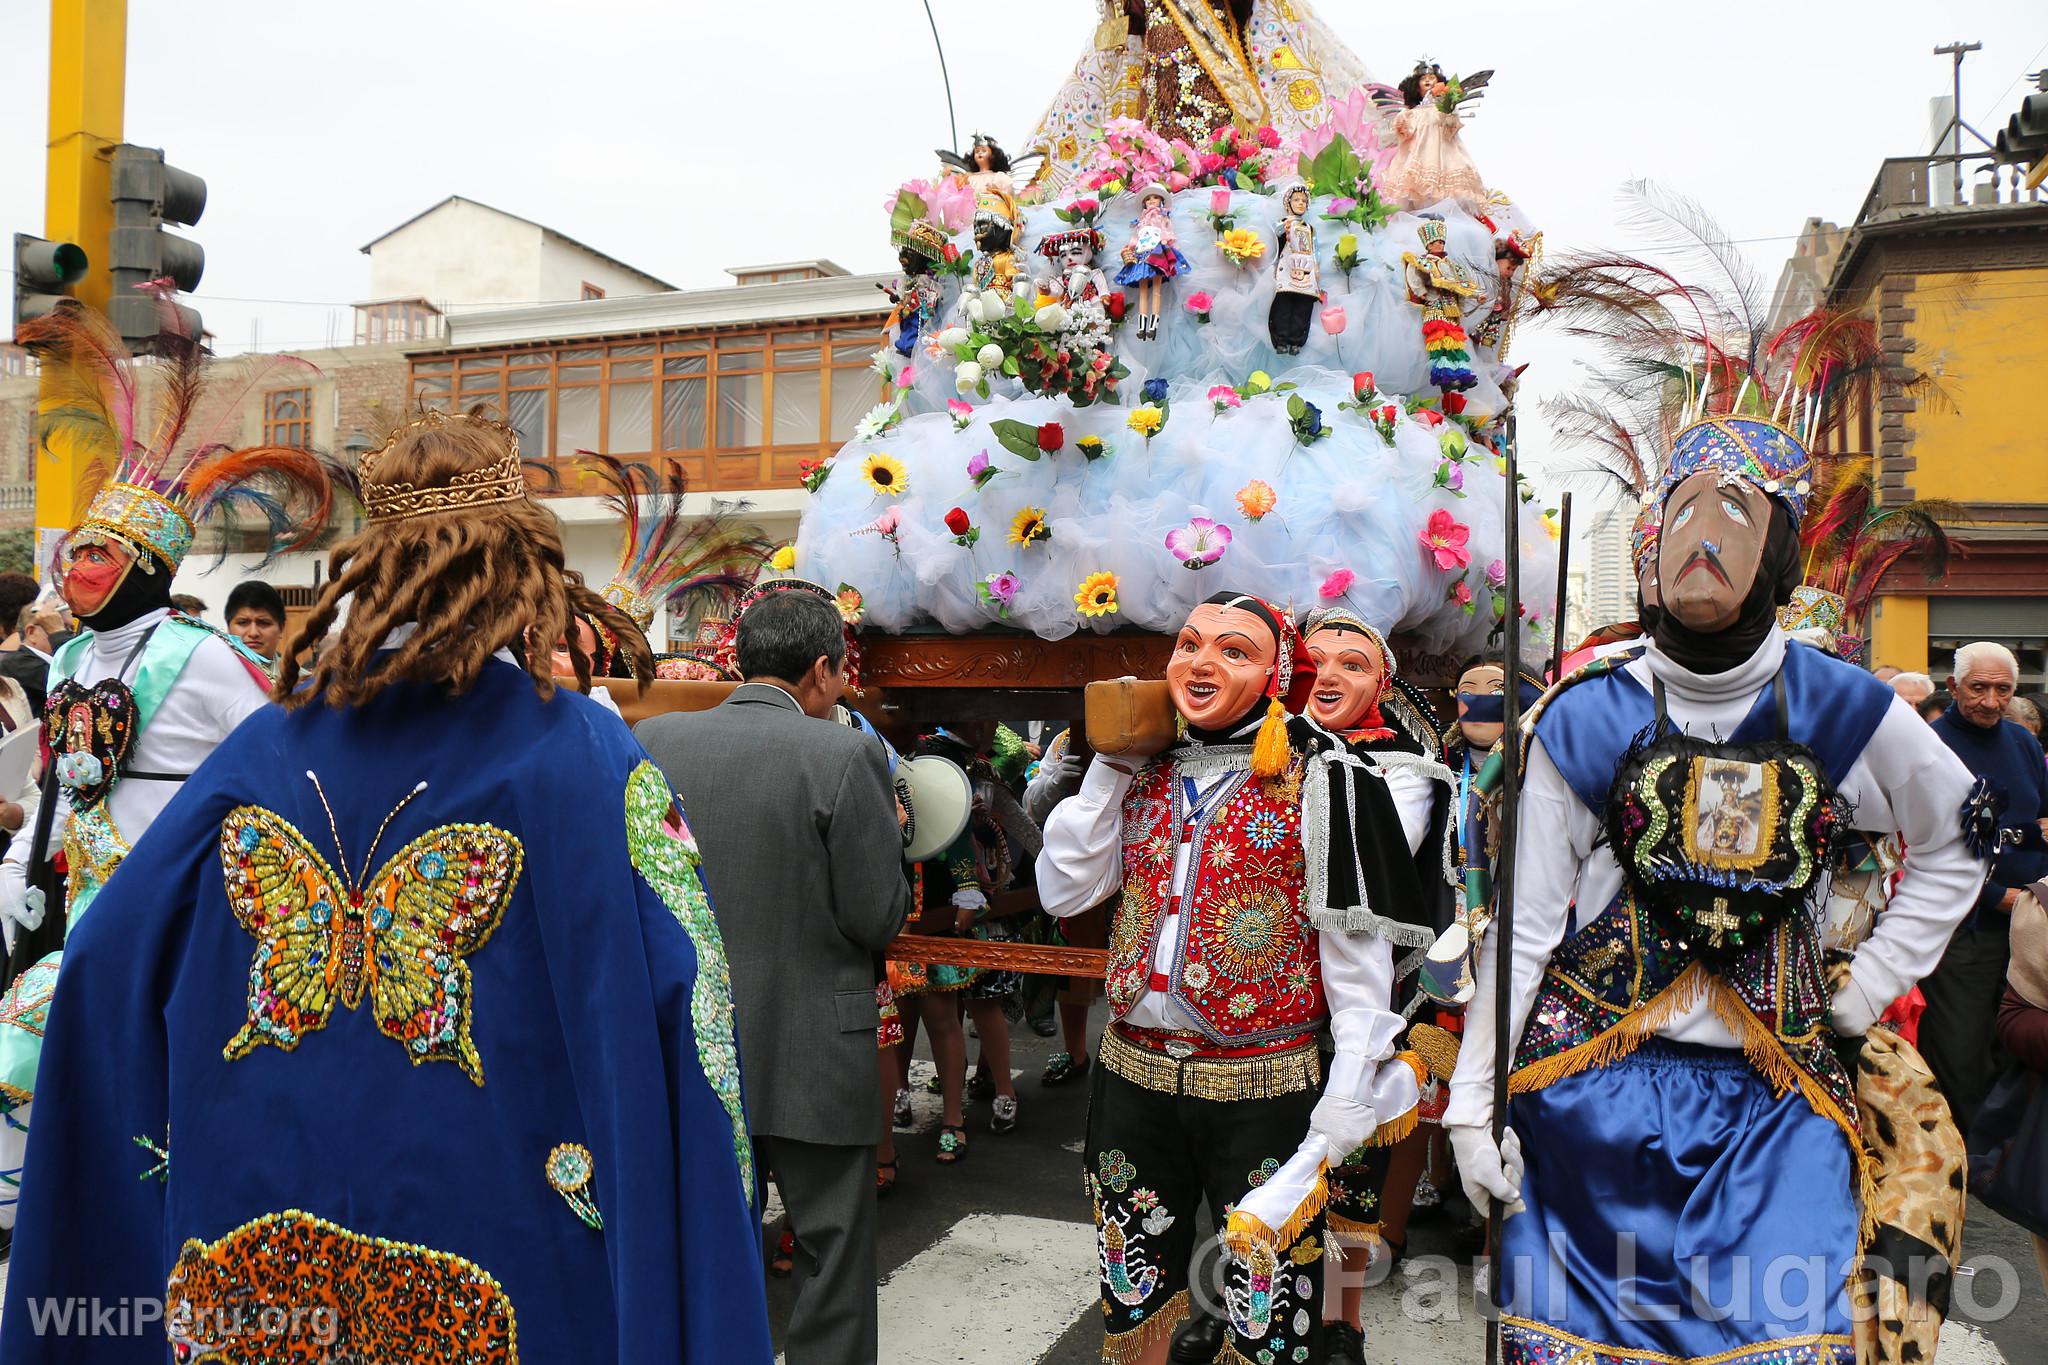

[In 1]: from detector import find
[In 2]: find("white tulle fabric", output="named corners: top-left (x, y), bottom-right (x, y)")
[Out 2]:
top-left (797, 187), bottom-right (1553, 656)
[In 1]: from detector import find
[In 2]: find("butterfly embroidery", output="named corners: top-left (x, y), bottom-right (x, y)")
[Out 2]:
top-left (217, 773), bottom-right (523, 1086)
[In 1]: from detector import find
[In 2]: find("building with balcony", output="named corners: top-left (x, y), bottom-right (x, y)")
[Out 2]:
top-left (1828, 121), bottom-right (2048, 683)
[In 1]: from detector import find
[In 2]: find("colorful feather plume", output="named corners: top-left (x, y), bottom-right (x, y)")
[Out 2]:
top-left (582, 454), bottom-right (774, 624)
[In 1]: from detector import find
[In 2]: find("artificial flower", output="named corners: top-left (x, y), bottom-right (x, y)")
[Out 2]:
top-left (1236, 480), bottom-right (1276, 521)
top-left (1141, 377), bottom-right (1169, 405)
top-left (1421, 507), bottom-right (1472, 571)
top-left (948, 397), bottom-right (975, 430)
top-left (1434, 459), bottom-right (1466, 495)
top-left (836, 585), bottom-right (865, 625)
top-left (1255, 124), bottom-right (1280, 149)
top-left (1443, 393), bottom-right (1468, 417)
top-left (955, 361), bottom-right (983, 394)
top-left (1035, 303), bottom-right (1069, 332)
top-left (1439, 427), bottom-right (1468, 460)
top-left (861, 452), bottom-right (908, 497)
top-left (853, 402), bottom-right (902, 442)
top-left (1075, 571), bottom-right (1120, 618)
top-left (1069, 197), bottom-right (1099, 215)
top-left (1038, 422), bottom-right (1065, 453)
top-left (1334, 232), bottom-right (1361, 272)
top-left (1076, 435), bottom-right (1108, 461)
top-left (1287, 395), bottom-right (1326, 445)
top-left (940, 242), bottom-right (961, 264)
top-left (944, 506), bottom-right (980, 547)
top-left (1009, 506), bottom-right (1052, 547)
top-left (896, 363), bottom-right (917, 388)
top-left (1326, 196), bottom-right (1358, 216)
top-left (1208, 384), bottom-right (1242, 415)
top-left (798, 457), bottom-right (830, 493)
top-left (1127, 405), bottom-right (1165, 440)
top-left (1209, 186), bottom-right (1233, 215)
top-left (1105, 293), bottom-right (1127, 321)
top-left (1319, 568), bottom-right (1355, 600)
top-left (1246, 370), bottom-right (1272, 394)
top-left (1410, 405), bottom-right (1444, 428)
top-left (977, 343), bottom-right (1005, 370)
top-left (1321, 304), bottom-right (1346, 334)
top-left (1218, 227), bottom-right (1266, 264)
top-left (976, 570), bottom-right (1021, 616)
top-left (1484, 558), bottom-right (1507, 589)
top-left (1544, 509), bottom-right (1562, 541)
top-left (869, 349), bottom-right (894, 376)
top-left (769, 544), bottom-right (797, 573)
top-left (1370, 403), bottom-right (1399, 445)
top-left (967, 448), bottom-right (1001, 491)
top-left (938, 326), bottom-right (970, 350)
top-left (1165, 517), bottom-right (1233, 569)
top-left (1186, 291), bottom-right (1214, 324)
top-left (1454, 580), bottom-right (1473, 607)
top-left (1352, 372), bottom-right (1376, 402)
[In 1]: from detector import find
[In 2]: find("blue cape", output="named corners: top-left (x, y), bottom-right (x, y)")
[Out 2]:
top-left (1, 659), bottom-right (770, 1363)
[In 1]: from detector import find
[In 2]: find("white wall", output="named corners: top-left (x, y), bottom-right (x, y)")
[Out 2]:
top-left (367, 201), bottom-right (545, 311)
top-left (537, 239), bottom-right (668, 303)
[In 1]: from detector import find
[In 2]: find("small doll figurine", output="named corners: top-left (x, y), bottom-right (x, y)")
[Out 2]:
top-left (1401, 217), bottom-right (1482, 395)
top-left (1474, 221), bottom-right (1536, 351)
top-left (1267, 180), bottom-right (1319, 355)
top-left (970, 179), bottom-right (1028, 297)
top-left (881, 218), bottom-right (948, 358)
top-left (1038, 228), bottom-right (1110, 307)
top-left (1378, 61), bottom-right (1490, 210)
top-left (1113, 187), bottom-right (1188, 340)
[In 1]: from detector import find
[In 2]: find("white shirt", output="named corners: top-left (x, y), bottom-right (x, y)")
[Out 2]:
top-left (1444, 628), bottom-right (1983, 1129)
top-left (0, 609), bottom-right (272, 932)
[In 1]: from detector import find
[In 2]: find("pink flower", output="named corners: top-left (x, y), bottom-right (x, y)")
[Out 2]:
top-left (948, 398), bottom-right (973, 420)
top-left (874, 507), bottom-right (901, 536)
top-left (1186, 290), bottom-right (1214, 313)
top-left (1256, 125), bottom-right (1281, 149)
top-left (1321, 304), bottom-right (1346, 334)
top-left (1164, 517), bottom-right (1233, 569)
top-left (1200, 152), bottom-right (1226, 175)
top-left (1412, 407), bottom-right (1444, 428)
top-left (1326, 196), bottom-right (1358, 215)
top-left (985, 572), bottom-right (1019, 602)
top-left (1210, 187), bottom-right (1232, 215)
top-left (1420, 508), bottom-right (1472, 572)
top-left (1319, 569), bottom-right (1355, 600)
top-left (1070, 197), bottom-right (1099, 214)
top-left (1166, 171), bottom-right (1191, 192)
top-left (1454, 580), bottom-right (1473, 605)
top-left (1206, 384), bottom-right (1242, 409)
top-left (1485, 558), bottom-right (1507, 589)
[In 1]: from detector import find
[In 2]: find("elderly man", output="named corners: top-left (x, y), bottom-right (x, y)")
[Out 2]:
top-left (1890, 670), bottom-right (1936, 709)
top-left (1923, 641), bottom-right (2048, 1131)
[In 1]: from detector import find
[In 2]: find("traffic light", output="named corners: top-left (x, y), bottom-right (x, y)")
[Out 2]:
top-left (107, 143), bottom-right (206, 350)
top-left (1997, 93), bottom-right (2047, 174)
top-left (10, 233), bottom-right (89, 333)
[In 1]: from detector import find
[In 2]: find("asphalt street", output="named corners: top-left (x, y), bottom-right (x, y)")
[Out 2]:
top-left (757, 997), bottom-right (2040, 1364)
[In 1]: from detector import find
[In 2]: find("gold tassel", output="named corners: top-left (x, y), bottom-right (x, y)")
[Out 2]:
top-left (1222, 1167), bottom-right (1329, 1261)
top-left (1507, 963), bottom-right (1711, 1095)
top-left (1101, 1288), bottom-right (1190, 1365)
top-left (1323, 1210), bottom-right (1382, 1247)
top-left (1366, 1100), bottom-right (1420, 1148)
top-left (1251, 695), bottom-right (1290, 778)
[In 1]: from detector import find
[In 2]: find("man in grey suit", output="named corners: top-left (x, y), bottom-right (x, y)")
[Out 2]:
top-left (636, 586), bottom-right (909, 1365)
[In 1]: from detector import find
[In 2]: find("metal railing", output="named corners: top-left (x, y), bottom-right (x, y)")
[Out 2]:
top-left (1856, 151), bottom-right (2045, 224)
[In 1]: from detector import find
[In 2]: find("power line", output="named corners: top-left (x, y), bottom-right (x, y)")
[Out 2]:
top-left (1974, 34), bottom-right (2048, 126)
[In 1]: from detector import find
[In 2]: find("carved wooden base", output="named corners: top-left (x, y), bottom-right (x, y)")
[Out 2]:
top-left (861, 630), bottom-right (1172, 689)
top-left (883, 933), bottom-right (1108, 979)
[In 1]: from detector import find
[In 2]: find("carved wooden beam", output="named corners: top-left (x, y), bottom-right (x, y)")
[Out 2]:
top-left (883, 933), bottom-right (1108, 978)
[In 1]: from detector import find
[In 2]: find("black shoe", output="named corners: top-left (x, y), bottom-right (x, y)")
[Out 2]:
top-left (1320, 1321), bottom-right (1363, 1365)
top-left (1167, 1311), bottom-right (1228, 1365)
top-left (1028, 1013), bottom-right (1058, 1037)
top-left (967, 1069), bottom-right (996, 1102)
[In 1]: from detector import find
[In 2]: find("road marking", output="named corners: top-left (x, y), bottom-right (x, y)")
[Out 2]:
top-left (875, 1214), bottom-right (1097, 1365)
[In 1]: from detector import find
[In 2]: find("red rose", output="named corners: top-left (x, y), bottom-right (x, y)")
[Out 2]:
top-left (944, 507), bottom-right (971, 536)
top-left (941, 242), bottom-right (960, 263)
top-left (1352, 371), bottom-right (1375, 399)
top-left (1444, 393), bottom-right (1468, 415)
top-left (1038, 423), bottom-right (1064, 452)
top-left (1106, 293), bottom-right (1127, 320)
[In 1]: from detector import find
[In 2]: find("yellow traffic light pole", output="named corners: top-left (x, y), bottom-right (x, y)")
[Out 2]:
top-left (37, 0), bottom-right (126, 555)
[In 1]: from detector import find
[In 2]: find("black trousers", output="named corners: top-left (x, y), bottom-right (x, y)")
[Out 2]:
top-left (1917, 926), bottom-right (2012, 1134)
top-left (756, 1135), bottom-right (878, 1365)
top-left (1268, 293), bottom-right (1316, 353)
top-left (1085, 1062), bottom-right (1324, 1364)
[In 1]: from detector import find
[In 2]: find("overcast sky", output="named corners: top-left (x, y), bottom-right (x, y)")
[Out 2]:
top-left (4, 0), bottom-right (2043, 518)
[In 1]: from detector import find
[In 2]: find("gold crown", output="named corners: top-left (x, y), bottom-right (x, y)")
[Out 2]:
top-left (360, 410), bottom-right (527, 522)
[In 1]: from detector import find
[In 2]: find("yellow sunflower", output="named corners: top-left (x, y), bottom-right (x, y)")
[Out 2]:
top-left (1075, 570), bottom-right (1120, 618)
top-left (1009, 506), bottom-right (1051, 547)
top-left (861, 452), bottom-right (908, 497)
top-left (768, 544), bottom-right (797, 572)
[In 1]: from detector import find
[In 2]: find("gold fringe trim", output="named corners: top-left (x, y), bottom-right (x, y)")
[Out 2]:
top-left (1219, 1340), bottom-right (1259, 1365)
top-left (0, 1080), bottom-right (31, 1105)
top-left (1323, 1210), bottom-right (1381, 1247)
top-left (1365, 1099), bottom-right (1420, 1149)
top-left (1702, 978), bottom-right (1881, 1259)
top-left (1507, 962), bottom-right (1711, 1095)
top-left (1407, 1023), bottom-right (1461, 1081)
top-left (1099, 1028), bottom-right (1322, 1101)
top-left (1222, 1166), bottom-right (1328, 1262)
top-left (1101, 1288), bottom-right (1190, 1365)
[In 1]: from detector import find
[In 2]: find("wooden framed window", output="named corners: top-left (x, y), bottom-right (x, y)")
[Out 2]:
top-left (263, 388), bottom-right (313, 449)
top-left (581, 282), bottom-right (606, 301)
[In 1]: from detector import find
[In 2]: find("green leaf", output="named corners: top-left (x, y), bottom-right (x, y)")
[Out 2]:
top-left (1287, 394), bottom-right (1306, 420)
top-left (1002, 355), bottom-right (1020, 377)
top-left (989, 418), bottom-right (1043, 461)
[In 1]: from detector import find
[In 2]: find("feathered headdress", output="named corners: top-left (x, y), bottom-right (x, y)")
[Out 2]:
top-left (18, 284), bottom-right (332, 577)
top-left (583, 454), bottom-right (772, 631)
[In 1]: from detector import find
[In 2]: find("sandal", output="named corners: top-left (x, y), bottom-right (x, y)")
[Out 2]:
top-left (768, 1229), bottom-right (796, 1277)
top-left (966, 1069), bottom-right (995, 1102)
top-left (876, 1157), bottom-right (900, 1197)
top-left (936, 1125), bottom-right (968, 1164)
top-left (892, 1087), bottom-right (915, 1129)
top-left (1041, 1052), bottom-right (1091, 1087)
top-left (991, 1094), bottom-right (1019, 1134)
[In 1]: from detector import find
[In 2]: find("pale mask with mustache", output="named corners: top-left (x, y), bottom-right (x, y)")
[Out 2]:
top-left (1656, 472), bottom-right (1772, 632)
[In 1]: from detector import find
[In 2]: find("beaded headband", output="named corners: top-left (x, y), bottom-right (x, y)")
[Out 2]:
top-left (360, 411), bottom-right (527, 523)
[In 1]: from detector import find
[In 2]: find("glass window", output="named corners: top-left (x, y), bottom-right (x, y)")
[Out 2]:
top-left (611, 360), bottom-right (653, 379)
top-left (562, 347), bottom-right (602, 360)
top-left (608, 383), bottom-right (653, 453)
top-left (773, 369), bottom-right (821, 447)
top-left (717, 348), bottom-right (762, 373)
top-left (559, 365), bottom-right (599, 384)
top-left (835, 341), bottom-right (877, 363)
top-left (662, 376), bottom-right (707, 451)
top-left (830, 370), bottom-right (876, 441)
top-left (508, 388), bottom-right (550, 460)
top-left (612, 343), bottom-right (656, 357)
top-left (664, 355), bottom-right (706, 376)
top-left (459, 369), bottom-right (500, 393)
top-left (415, 360), bottom-right (453, 374)
top-left (775, 346), bottom-right (821, 367)
top-left (716, 372), bottom-right (764, 449)
top-left (263, 388), bottom-right (313, 449)
top-left (558, 386), bottom-right (600, 454)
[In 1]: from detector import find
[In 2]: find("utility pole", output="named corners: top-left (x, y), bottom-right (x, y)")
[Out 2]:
top-left (1931, 42), bottom-right (1993, 203)
top-left (37, 0), bottom-right (128, 563)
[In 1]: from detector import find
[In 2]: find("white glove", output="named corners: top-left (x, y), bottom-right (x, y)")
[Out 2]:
top-left (1448, 1123), bottom-right (1525, 1219)
top-left (1829, 974), bottom-right (1881, 1038)
top-left (0, 879), bottom-right (41, 934)
top-left (1308, 1093), bottom-right (1377, 1161)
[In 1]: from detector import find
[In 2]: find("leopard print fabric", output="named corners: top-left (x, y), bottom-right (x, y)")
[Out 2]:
top-left (1849, 1026), bottom-right (1966, 1365)
top-left (165, 1210), bottom-right (516, 1363)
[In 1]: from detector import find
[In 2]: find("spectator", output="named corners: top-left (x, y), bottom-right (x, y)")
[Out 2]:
top-left (169, 593), bottom-right (207, 617)
top-left (1873, 665), bottom-right (1902, 683)
top-left (2007, 695), bottom-right (2044, 740)
top-left (1923, 641), bottom-right (2048, 1132)
top-left (1890, 671), bottom-right (1935, 708)
top-left (224, 579), bottom-right (287, 663)
top-left (0, 574), bottom-right (48, 713)
top-left (1990, 882), bottom-right (2048, 1292)
top-left (635, 585), bottom-right (911, 1365)
top-left (1918, 691), bottom-right (1950, 723)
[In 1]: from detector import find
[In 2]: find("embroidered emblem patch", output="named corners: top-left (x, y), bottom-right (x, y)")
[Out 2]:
top-left (217, 776), bottom-right (521, 1086)
top-left (623, 760), bottom-right (752, 1202)
top-left (165, 1209), bottom-right (517, 1363)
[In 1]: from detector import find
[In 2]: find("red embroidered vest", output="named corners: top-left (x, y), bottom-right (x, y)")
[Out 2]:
top-left (1108, 753), bottom-right (1322, 1045)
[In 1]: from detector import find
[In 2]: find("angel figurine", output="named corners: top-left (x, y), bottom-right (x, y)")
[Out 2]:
top-left (1402, 217), bottom-right (1481, 395)
top-left (1113, 187), bottom-right (1189, 341)
top-left (937, 132), bottom-right (1027, 208)
top-left (1377, 61), bottom-right (1491, 210)
top-left (1267, 180), bottom-right (1319, 355)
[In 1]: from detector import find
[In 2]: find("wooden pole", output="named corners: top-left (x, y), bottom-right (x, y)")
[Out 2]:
top-left (1486, 407), bottom-right (1525, 1362)
top-left (1548, 491), bottom-right (1573, 680)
